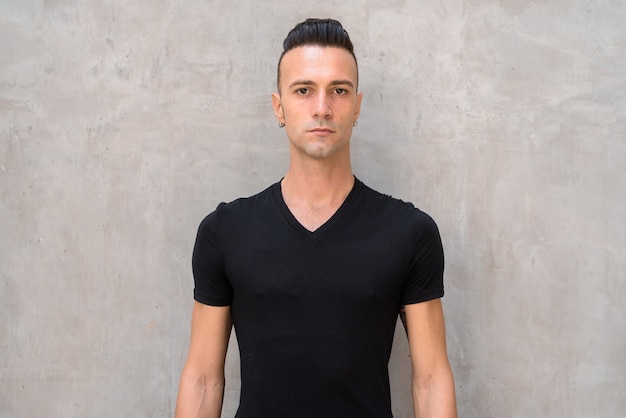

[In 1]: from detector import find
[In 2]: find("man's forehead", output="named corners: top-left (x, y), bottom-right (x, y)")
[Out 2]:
top-left (279, 45), bottom-right (358, 84)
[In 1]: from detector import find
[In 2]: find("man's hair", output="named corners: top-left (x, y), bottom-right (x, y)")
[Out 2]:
top-left (277, 18), bottom-right (358, 92)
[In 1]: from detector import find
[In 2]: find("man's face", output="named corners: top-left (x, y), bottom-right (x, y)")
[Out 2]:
top-left (272, 46), bottom-right (362, 162)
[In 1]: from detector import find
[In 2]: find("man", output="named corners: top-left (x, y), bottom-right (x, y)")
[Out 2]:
top-left (176, 18), bottom-right (457, 418)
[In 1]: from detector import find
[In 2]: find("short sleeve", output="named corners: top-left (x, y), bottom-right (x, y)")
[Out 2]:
top-left (192, 203), bottom-right (233, 306)
top-left (400, 209), bottom-right (445, 305)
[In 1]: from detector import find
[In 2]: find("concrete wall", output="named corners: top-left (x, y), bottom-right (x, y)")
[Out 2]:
top-left (1, 0), bottom-right (624, 416)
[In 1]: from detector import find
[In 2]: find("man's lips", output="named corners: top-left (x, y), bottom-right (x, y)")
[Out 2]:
top-left (309, 127), bottom-right (335, 134)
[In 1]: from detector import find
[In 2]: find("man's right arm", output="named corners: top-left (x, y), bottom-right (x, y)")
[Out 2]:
top-left (175, 301), bottom-right (232, 418)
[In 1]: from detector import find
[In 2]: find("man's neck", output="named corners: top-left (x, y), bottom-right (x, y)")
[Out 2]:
top-left (280, 159), bottom-right (355, 231)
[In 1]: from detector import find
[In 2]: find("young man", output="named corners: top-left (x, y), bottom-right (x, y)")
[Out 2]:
top-left (176, 18), bottom-right (457, 418)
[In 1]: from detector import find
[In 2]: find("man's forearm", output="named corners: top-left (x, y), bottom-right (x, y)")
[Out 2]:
top-left (175, 373), bottom-right (225, 418)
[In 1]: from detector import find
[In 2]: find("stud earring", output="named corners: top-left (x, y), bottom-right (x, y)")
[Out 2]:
top-left (278, 121), bottom-right (285, 128)
top-left (353, 120), bottom-right (358, 127)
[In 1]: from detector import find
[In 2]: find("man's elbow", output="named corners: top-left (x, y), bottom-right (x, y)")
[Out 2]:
top-left (411, 365), bottom-right (457, 417)
top-left (180, 366), bottom-right (225, 394)
top-left (413, 365), bottom-right (453, 388)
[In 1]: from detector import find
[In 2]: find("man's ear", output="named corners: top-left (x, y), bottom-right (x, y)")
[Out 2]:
top-left (354, 92), bottom-right (364, 121)
top-left (272, 93), bottom-right (284, 125)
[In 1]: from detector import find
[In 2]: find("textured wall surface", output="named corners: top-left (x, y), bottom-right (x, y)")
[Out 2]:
top-left (1, 1), bottom-right (625, 417)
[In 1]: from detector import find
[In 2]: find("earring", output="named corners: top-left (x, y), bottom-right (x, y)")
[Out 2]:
top-left (353, 120), bottom-right (358, 127)
top-left (278, 121), bottom-right (285, 128)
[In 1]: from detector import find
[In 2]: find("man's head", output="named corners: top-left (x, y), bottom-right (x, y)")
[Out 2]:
top-left (277, 18), bottom-right (358, 94)
top-left (272, 18), bottom-right (362, 162)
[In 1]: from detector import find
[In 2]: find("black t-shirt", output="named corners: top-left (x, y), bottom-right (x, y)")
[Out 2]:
top-left (192, 178), bottom-right (444, 418)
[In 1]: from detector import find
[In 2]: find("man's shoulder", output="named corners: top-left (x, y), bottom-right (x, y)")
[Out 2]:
top-left (357, 179), bottom-right (439, 227)
top-left (198, 181), bottom-right (279, 229)
top-left (358, 179), bottom-right (416, 213)
top-left (220, 182), bottom-right (277, 212)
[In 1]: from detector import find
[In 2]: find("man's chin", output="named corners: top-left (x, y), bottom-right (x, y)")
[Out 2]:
top-left (302, 144), bottom-right (349, 161)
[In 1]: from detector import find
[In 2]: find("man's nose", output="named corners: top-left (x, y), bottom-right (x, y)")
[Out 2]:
top-left (312, 92), bottom-right (333, 119)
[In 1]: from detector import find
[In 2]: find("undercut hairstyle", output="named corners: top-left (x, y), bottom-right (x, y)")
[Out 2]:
top-left (277, 18), bottom-right (358, 92)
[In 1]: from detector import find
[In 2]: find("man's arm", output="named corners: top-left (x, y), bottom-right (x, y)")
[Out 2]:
top-left (404, 299), bottom-right (457, 418)
top-left (175, 301), bottom-right (232, 418)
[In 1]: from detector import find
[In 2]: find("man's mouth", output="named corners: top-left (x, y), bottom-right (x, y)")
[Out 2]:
top-left (309, 127), bottom-right (335, 134)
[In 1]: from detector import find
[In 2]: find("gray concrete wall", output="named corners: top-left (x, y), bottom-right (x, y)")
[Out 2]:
top-left (1, 0), bottom-right (624, 417)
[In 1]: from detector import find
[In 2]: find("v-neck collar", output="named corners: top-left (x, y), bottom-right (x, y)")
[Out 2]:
top-left (272, 177), bottom-right (363, 240)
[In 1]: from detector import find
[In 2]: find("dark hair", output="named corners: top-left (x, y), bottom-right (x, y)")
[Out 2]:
top-left (277, 18), bottom-right (358, 92)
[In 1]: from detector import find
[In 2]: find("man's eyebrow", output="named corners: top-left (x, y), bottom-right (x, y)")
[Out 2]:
top-left (288, 79), bottom-right (355, 89)
top-left (288, 80), bottom-right (316, 89)
top-left (329, 80), bottom-right (355, 88)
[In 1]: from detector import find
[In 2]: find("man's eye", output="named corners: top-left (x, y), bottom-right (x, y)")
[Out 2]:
top-left (297, 88), bottom-right (309, 95)
top-left (334, 88), bottom-right (347, 95)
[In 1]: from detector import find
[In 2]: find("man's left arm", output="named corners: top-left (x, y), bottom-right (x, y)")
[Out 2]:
top-left (404, 298), bottom-right (457, 418)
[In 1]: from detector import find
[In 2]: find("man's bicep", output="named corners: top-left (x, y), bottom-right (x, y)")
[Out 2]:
top-left (186, 301), bottom-right (232, 374)
top-left (404, 299), bottom-right (449, 379)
